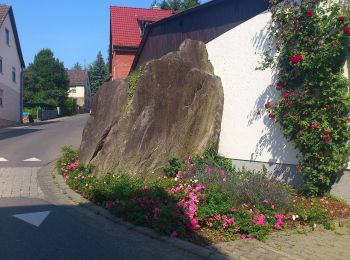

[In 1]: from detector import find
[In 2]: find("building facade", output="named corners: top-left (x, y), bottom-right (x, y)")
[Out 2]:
top-left (0, 5), bottom-right (25, 126)
top-left (131, 0), bottom-right (350, 179)
top-left (109, 6), bottom-right (174, 80)
top-left (67, 69), bottom-right (91, 113)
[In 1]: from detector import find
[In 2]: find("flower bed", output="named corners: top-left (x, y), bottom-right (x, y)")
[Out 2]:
top-left (57, 146), bottom-right (350, 244)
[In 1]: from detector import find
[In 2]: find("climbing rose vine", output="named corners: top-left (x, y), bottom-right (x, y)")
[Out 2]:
top-left (260, 0), bottom-right (350, 195)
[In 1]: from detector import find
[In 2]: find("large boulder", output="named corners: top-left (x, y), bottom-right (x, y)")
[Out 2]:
top-left (80, 39), bottom-right (224, 177)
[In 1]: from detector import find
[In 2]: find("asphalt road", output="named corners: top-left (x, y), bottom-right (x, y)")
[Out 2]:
top-left (0, 115), bottom-right (199, 259)
top-left (0, 114), bottom-right (88, 167)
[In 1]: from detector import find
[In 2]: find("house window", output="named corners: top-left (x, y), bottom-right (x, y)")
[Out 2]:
top-left (12, 67), bottom-right (16, 82)
top-left (5, 28), bottom-right (9, 45)
top-left (0, 89), bottom-right (3, 106)
top-left (139, 20), bottom-right (152, 37)
top-left (0, 57), bottom-right (2, 73)
top-left (70, 87), bottom-right (76, 93)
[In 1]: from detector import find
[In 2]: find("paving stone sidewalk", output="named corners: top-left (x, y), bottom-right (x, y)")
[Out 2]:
top-left (0, 167), bottom-right (44, 198)
top-left (213, 222), bottom-right (350, 259)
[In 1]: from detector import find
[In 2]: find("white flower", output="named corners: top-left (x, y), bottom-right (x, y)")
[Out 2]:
top-left (313, 224), bottom-right (317, 228)
top-left (296, 215), bottom-right (299, 219)
top-left (85, 183), bottom-right (88, 187)
top-left (194, 180), bottom-right (199, 183)
top-left (174, 177), bottom-right (178, 182)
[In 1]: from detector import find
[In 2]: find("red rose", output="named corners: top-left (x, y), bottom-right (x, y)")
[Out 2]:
top-left (289, 53), bottom-right (303, 64)
top-left (324, 137), bottom-right (332, 144)
top-left (265, 102), bottom-right (271, 109)
top-left (276, 81), bottom-right (286, 90)
top-left (347, 117), bottom-right (350, 123)
top-left (311, 124), bottom-right (318, 129)
top-left (323, 130), bottom-right (331, 135)
top-left (338, 16), bottom-right (345, 22)
top-left (343, 27), bottom-right (350, 36)
top-left (306, 11), bottom-right (313, 17)
top-left (283, 91), bottom-right (290, 99)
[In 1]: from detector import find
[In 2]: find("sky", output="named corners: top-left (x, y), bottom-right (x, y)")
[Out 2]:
top-left (3, 0), bottom-right (207, 69)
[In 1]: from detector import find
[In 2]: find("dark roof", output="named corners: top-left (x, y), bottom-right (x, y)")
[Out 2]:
top-left (110, 6), bottom-right (174, 48)
top-left (67, 69), bottom-right (89, 86)
top-left (0, 4), bottom-right (25, 68)
top-left (131, 0), bottom-right (269, 70)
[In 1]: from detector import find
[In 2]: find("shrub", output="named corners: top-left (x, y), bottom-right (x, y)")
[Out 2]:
top-left (57, 147), bottom-right (349, 242)
top-left (127, 66), bottom-right (143, 104)
top-left (260, 0), bottom-right (350, 195)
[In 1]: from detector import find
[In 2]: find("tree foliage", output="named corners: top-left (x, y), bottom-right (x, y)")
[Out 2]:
top-left (24, 49), bottom-right (69, 107)
top-left (152, 0), bottom-right (200, 11)
top-left (88, 51), bottom-right (108, 96)
top-left (260, 0), bottom-right (350, 195)
top-left (73, 62), bottom-right (83, 70)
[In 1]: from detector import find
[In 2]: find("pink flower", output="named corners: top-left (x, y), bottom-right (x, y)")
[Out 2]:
top-left (346, 117), bottom-right (350, 123)
top-left (283, 91), bottom-right (290, 99)
top-left (230, 208), bottom-right (237, 213)
top-left (289, 53), bottom-right (303, 64)
top-left (274, 213), bottom-right (284, 229)
top-left (271, 204), bottom-right (275, 210)
top-left (170, 231), bottom-right (178, 237)
top-left (343, 27), bottom-right (350, 36)
top-left (241, 234), bottom-right (246, 239)
top-left (257, 214), bottom-right (265, 225)
top-left (265, 102), bottom-right (271, 109)
top-left (306, 10), bottom-right (313, 17)
top-left (311, 123), bottom-right (318, 129)
top-left (247, 234), bottom-right (252, 239)
top-left (276, 81), bottom-right (286, 90)
top-left (263, 198), bottom-right (269, 204)
top-left (338, 16), bottom-right (345, 22)
top-left (323, 130), bottom-right (331, 136)
top-left (324, 137), bottom-right (332, 144)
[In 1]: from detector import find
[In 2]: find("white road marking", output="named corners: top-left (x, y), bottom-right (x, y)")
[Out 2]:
top-left (23, 157), bottom-right (41, 162)
top-left (0, 157), bottom-right (8, 162)
top-left (12, 211), bottom-right (51, 227)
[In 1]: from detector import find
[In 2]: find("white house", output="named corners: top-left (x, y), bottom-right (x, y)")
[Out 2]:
top-left (131, 0), bottom-right (350, 187)
top-left (67, 69), bottom-right (92, 113)
top-left (0, 4), bottom-right (25, 127)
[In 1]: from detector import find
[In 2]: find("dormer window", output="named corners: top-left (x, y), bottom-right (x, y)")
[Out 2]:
top-left (138, 20), bottom-right (152, 37)
top-left (5, 28), bottom-right (9, 45)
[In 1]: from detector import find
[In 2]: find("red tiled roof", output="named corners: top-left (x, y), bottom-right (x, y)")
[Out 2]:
top-left (110, 6), bottom-right (174, 48)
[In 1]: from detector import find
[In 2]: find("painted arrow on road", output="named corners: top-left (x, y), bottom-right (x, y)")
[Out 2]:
top-left (23, 157), bottom-right (41, 162)
top-left (0, 157), bottom-right (8, 162)
top-left (13, 211), bottom-right (51, 227)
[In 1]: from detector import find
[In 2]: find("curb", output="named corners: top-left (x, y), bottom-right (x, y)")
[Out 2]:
top-left (50, 164), bottom-right (227, 260)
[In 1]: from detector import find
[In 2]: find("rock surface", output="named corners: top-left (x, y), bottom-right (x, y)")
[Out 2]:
top-left (80, 39), bottom-right (224, 177)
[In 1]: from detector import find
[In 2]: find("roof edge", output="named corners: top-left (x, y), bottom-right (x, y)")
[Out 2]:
top-left (8, 7), bottom-right (25, 68)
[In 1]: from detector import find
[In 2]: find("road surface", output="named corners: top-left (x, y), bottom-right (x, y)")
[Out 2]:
top-left (0, 115), bottom-right (199, 259)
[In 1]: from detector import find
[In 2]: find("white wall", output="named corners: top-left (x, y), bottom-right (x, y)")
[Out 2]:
top-left (0, 13), bottom-right (22, 122)
top-left (206, 11), bottom-right (300, 166)
top-left (68, 86), bottom-right (85, 99)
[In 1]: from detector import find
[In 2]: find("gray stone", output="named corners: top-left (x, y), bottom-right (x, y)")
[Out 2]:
top-left (80, 39), bottom-right (224, 177)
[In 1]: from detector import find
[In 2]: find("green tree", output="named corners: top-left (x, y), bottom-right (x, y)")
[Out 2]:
top-left (73, 62), bottom-right (82, 70)
top-left (152, 0), bottom-right (200, 11)
top-left (24, 49), bottom-right (69, 107)
top-left (88, 51), bottom-right (108, 96)
top-left (181, 0), bottom-right (200, 10)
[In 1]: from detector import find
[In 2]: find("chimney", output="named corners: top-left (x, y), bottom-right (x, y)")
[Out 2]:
top-left (151, 4), bottom-right (161, 10)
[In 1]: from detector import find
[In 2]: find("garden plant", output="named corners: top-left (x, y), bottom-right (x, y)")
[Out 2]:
top-left (57, 147), bottom-right (349, 243)
top-left (260, 0), bottom-right (350, 195)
